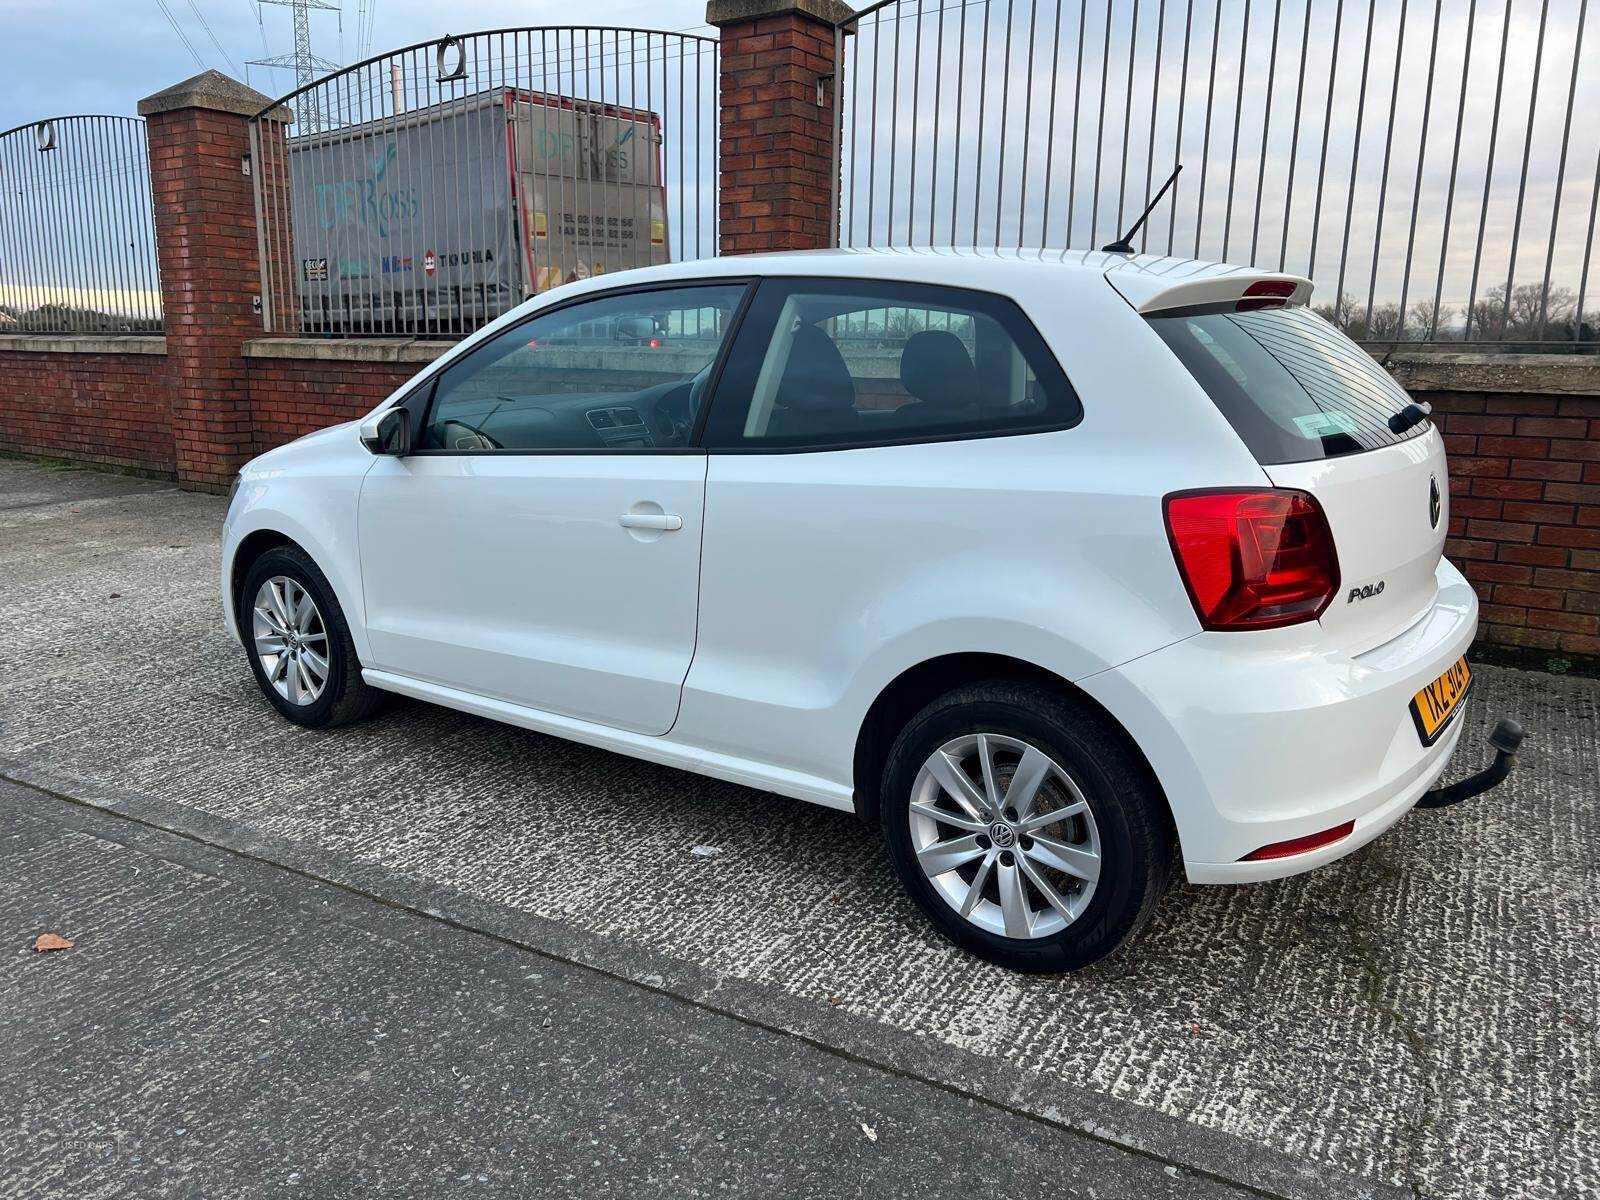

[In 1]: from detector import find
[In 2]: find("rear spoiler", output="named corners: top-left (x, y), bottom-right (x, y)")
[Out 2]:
top-left (1104, 266), bottom-right (1314, 316)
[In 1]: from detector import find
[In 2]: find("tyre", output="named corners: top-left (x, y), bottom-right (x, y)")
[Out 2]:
top-left (240, 545), bottom-right (386, 729)
top-left (880, 681), bottom-right (1173, 973)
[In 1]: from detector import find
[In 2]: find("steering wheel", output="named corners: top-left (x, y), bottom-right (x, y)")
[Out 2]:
top-left (668, 364), bottom-right (717, 442)
top-left (652, 383), bottom-right (695, 444)
top-left (436, 418), bottom-right (503, 451)
top-left (687, 365), bottom-right (711, 418)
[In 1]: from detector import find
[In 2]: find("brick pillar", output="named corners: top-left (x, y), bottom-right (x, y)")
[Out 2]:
top-left (708, 0), bottom-right (854, 254)
top-left (138, 70), bottom-right (283, 491)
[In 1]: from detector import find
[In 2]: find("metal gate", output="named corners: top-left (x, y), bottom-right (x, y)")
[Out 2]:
top-left (248, 27), bottom-right (719, 338)
top-left (0, 116), bottom-right (162, 333)
top-left (830, 0), bottom-right (1600, 347)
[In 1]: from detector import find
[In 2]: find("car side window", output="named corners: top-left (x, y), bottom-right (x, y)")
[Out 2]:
top-left (420, 283), bottom-right (747, 452)
top-left (699, 278), bottom-right (1081, 449)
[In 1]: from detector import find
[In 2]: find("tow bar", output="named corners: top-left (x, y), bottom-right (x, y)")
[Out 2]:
top-left (1415, 718), bottom-right (1525, 809)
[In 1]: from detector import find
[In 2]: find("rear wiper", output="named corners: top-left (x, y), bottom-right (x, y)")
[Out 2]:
top-left (1388, 401), bottom-right (1431, 434)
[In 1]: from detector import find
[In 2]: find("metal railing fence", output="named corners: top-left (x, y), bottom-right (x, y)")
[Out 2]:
top-left (249, 27), bottom-right (719, 339)
top-left (831, 0), bottom-right (1600, 348)
top-left (0, 116), bottom-right (162, 334)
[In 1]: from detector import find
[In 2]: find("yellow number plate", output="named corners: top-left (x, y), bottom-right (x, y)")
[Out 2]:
top-left (1410, 657), bottom-right (1472, 745)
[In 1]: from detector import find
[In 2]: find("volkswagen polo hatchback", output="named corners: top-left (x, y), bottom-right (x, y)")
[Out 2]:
top-left (222, 248), bottom-right (1513, 972)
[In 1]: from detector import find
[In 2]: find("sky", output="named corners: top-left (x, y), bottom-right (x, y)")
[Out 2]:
top-left (0, 1), bottom-right (711, 133)
top-left (1, 0), bottom-right (1595, 336)
top-left (838, 0), bottom-right (1600, 333)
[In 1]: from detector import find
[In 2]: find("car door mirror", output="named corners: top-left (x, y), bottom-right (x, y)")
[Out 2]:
top-left (359, 407), bottom-right (412, 456)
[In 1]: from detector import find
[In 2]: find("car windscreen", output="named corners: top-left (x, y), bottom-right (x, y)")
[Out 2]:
top-left (1148, 306), bottom-right (1426, 464)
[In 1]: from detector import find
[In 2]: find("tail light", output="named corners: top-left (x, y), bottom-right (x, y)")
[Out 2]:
top-left (1164, 489), bottom-right (1340, 630)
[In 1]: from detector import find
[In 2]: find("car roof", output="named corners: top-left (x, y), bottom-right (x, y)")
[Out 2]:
top-left (546, 246), bottom-right (1311, 309)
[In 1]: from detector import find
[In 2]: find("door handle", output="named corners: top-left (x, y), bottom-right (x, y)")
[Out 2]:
top-left (618, 512), bottom-right (683, 532)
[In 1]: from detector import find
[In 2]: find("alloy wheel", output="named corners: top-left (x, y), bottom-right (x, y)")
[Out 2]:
top-left (251, 575), bottom-right (330, 706)
top-left (908, 733), bottom-right (1102, 939)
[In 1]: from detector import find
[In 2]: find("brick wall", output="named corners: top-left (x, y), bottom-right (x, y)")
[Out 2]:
top-left (0, 343), bottom-right (172, 475)
top-left (6, 327), bottom-right (1596, 665)
top-left (229, 346), bottom-right (1599, 666)
top-left (246, 355), bottom-right (422, 449)
top-left (1428, 392), bottom-right (1600, 658)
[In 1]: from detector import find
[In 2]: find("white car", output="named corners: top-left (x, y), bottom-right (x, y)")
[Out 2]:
top-left (222, 248), bottom-right (1520, 972)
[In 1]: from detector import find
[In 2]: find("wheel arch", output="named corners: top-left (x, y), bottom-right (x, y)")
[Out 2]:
top-left (851, 653), bottom-right (1173, 837)
top-left (229, 529), bottom-right (297, 636)
top-left (227, 522), bottom-right (362, 660)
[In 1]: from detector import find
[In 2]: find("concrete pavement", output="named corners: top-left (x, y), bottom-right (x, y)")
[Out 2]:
top-left (3, 779), bottom-right (1272, 1199)
top-left (1, 455), bottom-right (1595, 1199)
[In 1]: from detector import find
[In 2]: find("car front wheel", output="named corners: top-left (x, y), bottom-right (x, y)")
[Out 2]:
top-left (881, 681), bottom-right (1173, 973)
top-left (241, 545), bottom-right (385, 729)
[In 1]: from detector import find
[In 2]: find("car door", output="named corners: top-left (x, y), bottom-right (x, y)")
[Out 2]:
top-left (677, 276), bottom-right (1095, 783)
top-left (358, 280), bottom-right (750, 736)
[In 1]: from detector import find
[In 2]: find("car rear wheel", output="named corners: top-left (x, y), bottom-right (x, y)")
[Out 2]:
top-left (881, 681), bottom-right (1173, 973)
top-left (241, 545), bottom-right (386, 729)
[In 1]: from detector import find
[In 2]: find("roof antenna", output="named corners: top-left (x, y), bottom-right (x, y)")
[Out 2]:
top-left (1102, 164), bottom-right (1183, 255)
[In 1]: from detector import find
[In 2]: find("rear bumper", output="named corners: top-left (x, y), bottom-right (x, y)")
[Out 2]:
top-left (1185, 717), bottom-right (1465, 883)
top-left (1080, 558), bottom-right (1479, 883)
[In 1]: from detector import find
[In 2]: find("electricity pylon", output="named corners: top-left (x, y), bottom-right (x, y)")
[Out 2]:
top-left (248, 0), bottom-right (341, 130)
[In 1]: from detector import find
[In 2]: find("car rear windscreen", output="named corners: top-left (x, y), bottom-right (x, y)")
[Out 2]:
top-left (1148, 306), bottom-right (1426, 464)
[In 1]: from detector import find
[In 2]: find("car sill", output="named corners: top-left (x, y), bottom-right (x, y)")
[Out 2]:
top-left (361, 669), bottom-right (856, 813)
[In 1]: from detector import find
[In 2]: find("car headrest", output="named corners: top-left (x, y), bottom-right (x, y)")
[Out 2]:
top-left (775, 325), bottom-right (857, 412)
top-left (899, 330), bottom-right (978, 409)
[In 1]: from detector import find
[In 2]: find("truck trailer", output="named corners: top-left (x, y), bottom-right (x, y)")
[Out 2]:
top-left (283, 87), bottom-right (668, 335)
